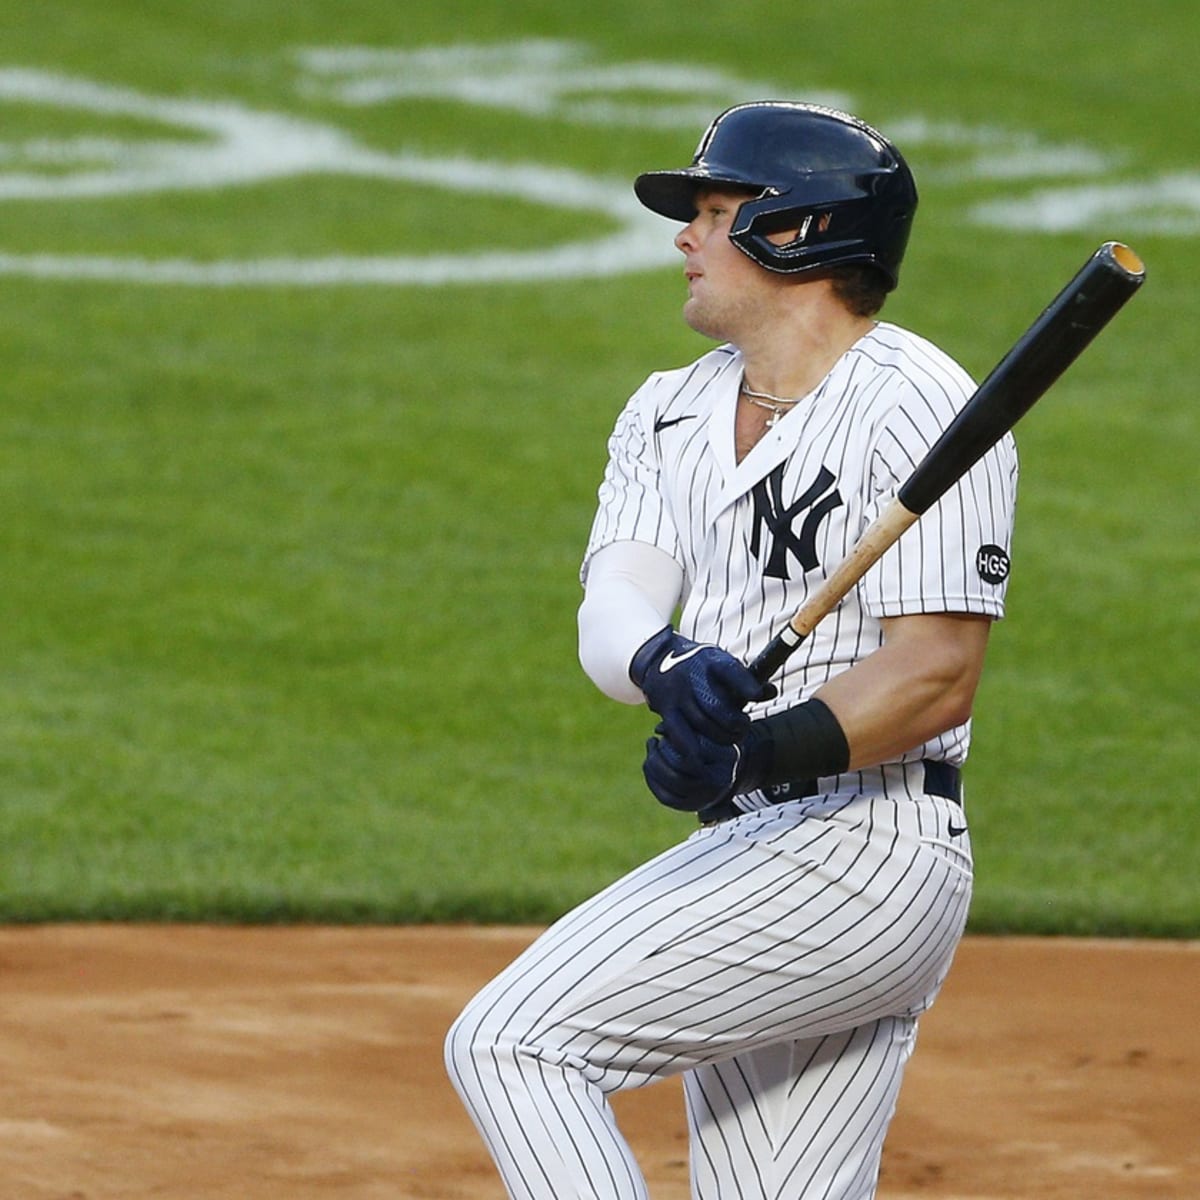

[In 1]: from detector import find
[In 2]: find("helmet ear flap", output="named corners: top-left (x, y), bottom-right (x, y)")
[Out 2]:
top-left (730, 192), bottom-right (891, 281)
top-left (741, 205), bottom-right (837, 249)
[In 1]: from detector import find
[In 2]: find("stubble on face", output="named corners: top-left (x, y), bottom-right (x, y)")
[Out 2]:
top-left (682, 257), bottom-right (787, 347)
top-left (677, 189), bottom-right (789, 346)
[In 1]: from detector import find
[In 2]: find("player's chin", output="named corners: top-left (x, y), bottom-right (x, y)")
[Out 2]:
top-left (681, 297), bottom-right (724, 340)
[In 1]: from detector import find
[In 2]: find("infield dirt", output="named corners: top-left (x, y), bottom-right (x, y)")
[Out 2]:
top-left (0, 926), bottom-right (1195, 1199)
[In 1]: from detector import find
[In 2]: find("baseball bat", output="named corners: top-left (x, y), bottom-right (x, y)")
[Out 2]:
top-left (748, 239), bottom-right (1146, 684)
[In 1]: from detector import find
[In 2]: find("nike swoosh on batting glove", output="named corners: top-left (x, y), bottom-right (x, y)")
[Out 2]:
top-left (629, 626), bottom-right (777, 744)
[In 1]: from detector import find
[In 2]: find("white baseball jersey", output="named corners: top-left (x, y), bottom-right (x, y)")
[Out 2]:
top-left (447, 323), bottom-right (1017, 1200)
top-left (583, 322), bottom-right (1017, 786)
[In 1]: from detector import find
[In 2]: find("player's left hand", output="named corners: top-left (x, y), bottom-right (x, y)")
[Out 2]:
top-left (642, 715), bottom-right (769, 812)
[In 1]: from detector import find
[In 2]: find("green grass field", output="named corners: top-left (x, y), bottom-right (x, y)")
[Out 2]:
top-left (1, 2), bottom-right (1196, 933)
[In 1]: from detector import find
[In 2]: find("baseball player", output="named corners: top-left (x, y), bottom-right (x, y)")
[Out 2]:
top-left (446, 101), bottom-right (1017, 1199)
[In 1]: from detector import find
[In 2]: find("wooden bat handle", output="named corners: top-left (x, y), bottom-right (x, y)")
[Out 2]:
top-left (748, 499), bottom-right (918, 682)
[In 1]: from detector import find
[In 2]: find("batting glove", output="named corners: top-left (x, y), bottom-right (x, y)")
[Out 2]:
top-left (629, 626), bottom-right (776, 744)
top-left (643, 697), bottom-right (852, 815)
top-left (642, 717), bottom-right (771, 813)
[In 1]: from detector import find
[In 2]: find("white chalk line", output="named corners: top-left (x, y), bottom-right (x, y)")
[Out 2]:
top-left (0, 46), bottom-right (1193, 287)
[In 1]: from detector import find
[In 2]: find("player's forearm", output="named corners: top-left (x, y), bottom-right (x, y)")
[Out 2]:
top-left (578, 540), bottom-right (684, 704)
top-left (813, 613), bottom-right (992, 770)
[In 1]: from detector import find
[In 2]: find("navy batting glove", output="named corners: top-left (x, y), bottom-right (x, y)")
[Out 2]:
top-left (642, 717), bottom-right (772, 813)
top-left (630, 626), bottom-right (776, 744)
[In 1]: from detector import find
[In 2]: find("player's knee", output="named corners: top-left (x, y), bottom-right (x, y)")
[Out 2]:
top-left (444, 989), bottom-right (560, 1108)
top-left (443, 998), bottom-right (483, 1096)
top-left (444, 991), bottom-right (516, 1102)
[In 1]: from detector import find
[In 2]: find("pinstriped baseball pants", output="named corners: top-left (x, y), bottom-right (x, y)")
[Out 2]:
top-left (445, 790), bottom-right (972, 1199)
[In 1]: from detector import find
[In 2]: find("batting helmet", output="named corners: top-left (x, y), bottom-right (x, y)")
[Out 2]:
top-left (634, 101), bottom-right (918, 289)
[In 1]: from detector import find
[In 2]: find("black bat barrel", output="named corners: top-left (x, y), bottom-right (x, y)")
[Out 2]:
top-left (898, 242), bottom-right (1145, 517)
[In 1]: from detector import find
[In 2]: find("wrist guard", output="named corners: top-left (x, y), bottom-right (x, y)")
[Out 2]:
top-left (743, 697), bottom-right (851, 788)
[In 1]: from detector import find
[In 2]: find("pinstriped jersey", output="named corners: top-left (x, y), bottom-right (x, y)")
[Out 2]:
top-left (581, 321), bottom-right (1019, 769)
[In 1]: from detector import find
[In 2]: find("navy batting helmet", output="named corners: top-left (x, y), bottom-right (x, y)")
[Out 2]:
top-left (634, 101), bottom-right (917, 289)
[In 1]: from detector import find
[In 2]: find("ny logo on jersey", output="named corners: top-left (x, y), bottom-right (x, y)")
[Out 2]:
top-left (749, 464), bottom-right (844, 580)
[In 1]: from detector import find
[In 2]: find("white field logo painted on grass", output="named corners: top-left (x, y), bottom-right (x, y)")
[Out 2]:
top-left (0, 40), bottom-right (1193, 287)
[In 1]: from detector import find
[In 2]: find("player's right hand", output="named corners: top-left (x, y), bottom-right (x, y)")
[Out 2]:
top-left (629, 626), bottom-right (776, 743)
top-left (641, 714), bottom-right (770, 812)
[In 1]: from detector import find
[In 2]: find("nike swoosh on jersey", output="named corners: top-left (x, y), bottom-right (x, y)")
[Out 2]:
top-left (653, 414), bottom-right (698, 433)
top-left (948, 822), bottom-right (969, 837)
top-left (659, 646), bottom-right (706, 672)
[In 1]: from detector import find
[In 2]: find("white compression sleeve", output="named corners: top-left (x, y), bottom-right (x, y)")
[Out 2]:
top-left (578, 541), bottom-right (684, 705)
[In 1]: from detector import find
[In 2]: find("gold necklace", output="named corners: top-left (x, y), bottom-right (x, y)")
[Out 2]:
top-left (740, 382), bottom-right (805, 428)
